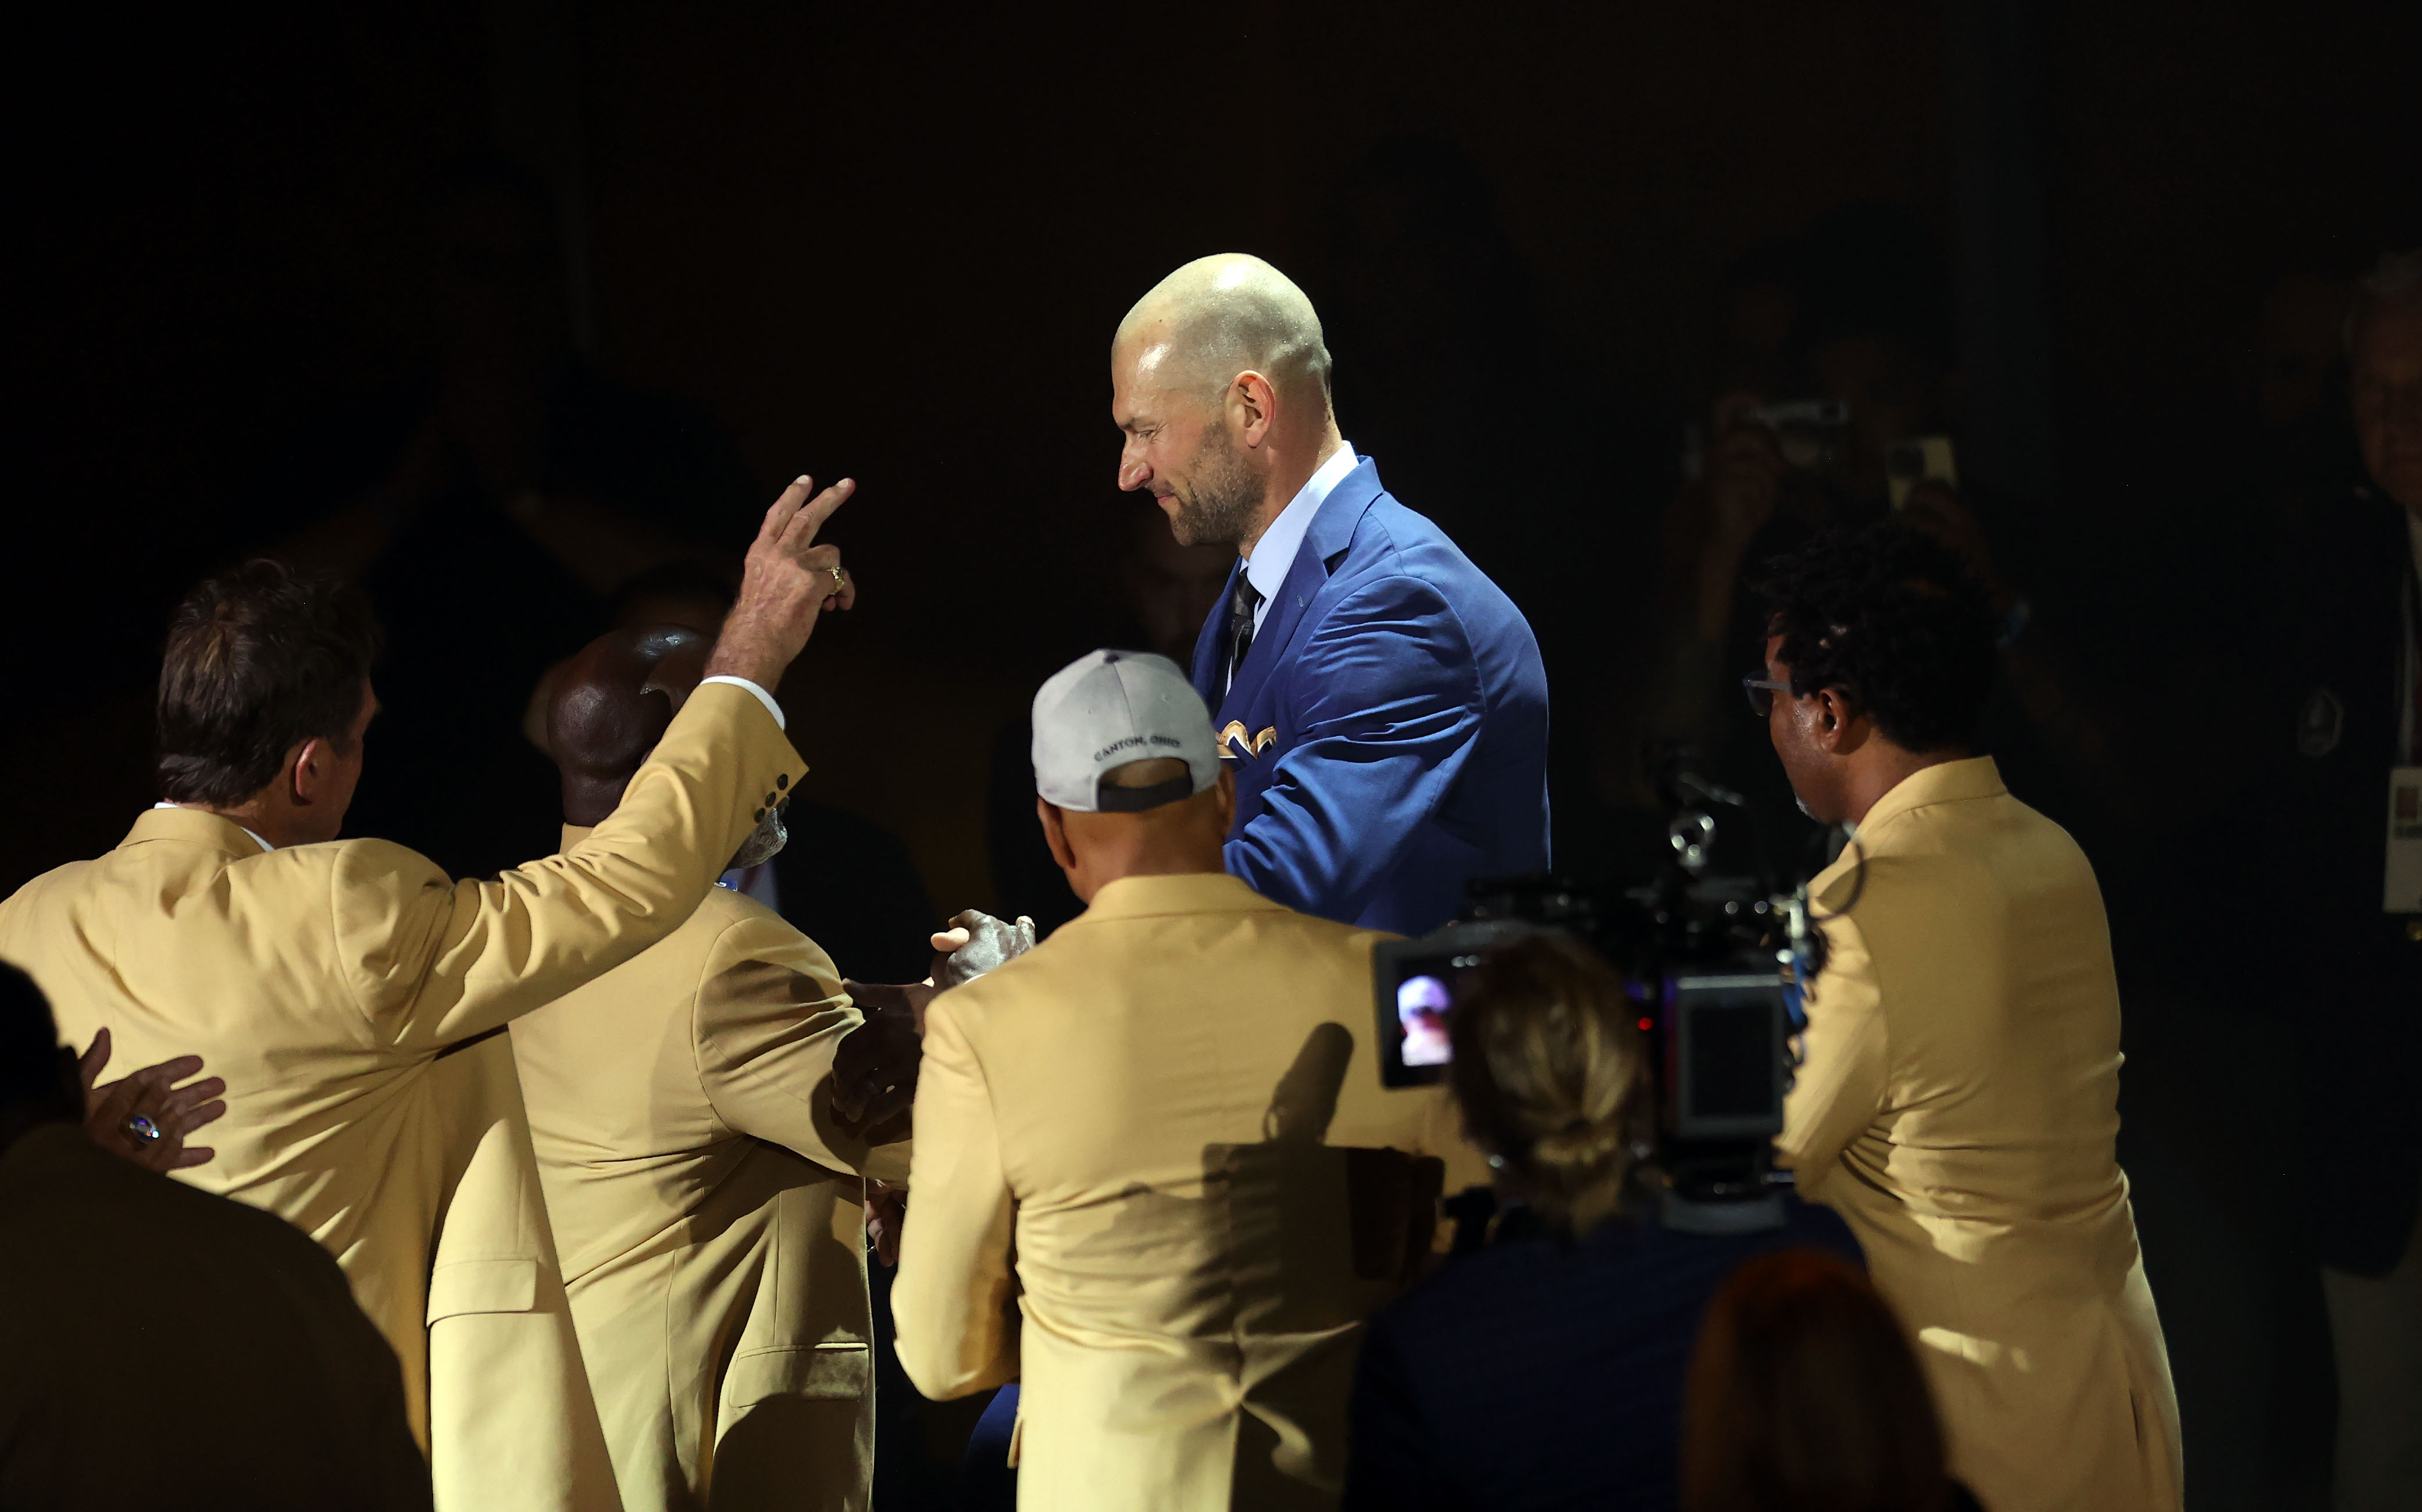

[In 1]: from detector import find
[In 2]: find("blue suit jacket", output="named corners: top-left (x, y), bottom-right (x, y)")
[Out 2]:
top-left (1189, 456), bottom-right (1550, 935)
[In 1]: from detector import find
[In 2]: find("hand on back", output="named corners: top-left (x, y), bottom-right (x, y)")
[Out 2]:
top-left (78, 1027), bottom-right (227, 1173)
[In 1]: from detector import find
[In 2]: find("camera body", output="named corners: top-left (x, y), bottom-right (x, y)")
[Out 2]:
top-left (1374, 873), bottom-right (1801, 1222)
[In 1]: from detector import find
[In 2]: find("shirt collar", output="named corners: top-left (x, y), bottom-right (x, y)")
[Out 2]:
top-left (1078, 871), bottom-right (1289, 922)
top-left (152, 802), bottom-right (274, 854)
top-left (1824, 755), bottom-right (2006, 865)
top-left (1243, 441), bottom-right (1358, 603)
top-left (1805, 756), bottom-right (2006, 903)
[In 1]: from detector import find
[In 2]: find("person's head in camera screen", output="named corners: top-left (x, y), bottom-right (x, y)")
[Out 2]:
top-left (1396, 975), bottom-right (1453, 1067)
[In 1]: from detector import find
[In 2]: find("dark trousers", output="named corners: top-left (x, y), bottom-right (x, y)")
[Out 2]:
top-left (957, 1383), bottom-right (1018, 1511)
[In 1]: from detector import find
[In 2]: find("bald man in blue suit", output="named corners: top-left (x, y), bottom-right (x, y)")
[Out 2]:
top-left (1113, 254), bottom-right (1550, 935)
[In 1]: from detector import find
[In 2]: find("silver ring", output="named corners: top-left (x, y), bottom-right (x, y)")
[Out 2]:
top-left (124, 1114), bottom-right (163, 1146)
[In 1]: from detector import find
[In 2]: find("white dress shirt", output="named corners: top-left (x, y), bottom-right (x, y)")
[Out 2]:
top-left (152, 803), bottom-right (275, 854)
top-left (697, 675), bottom-right (787, 730)
top-left (1242, 442), bottom-right (1360, 637)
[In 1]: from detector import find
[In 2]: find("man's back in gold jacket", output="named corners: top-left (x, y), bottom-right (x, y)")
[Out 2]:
top-left (893, 872), bottom-right (1481, 1512)
top-left (512, 826), bottom-right (910, 1512)
top-left (1782, 756), bottom-right (2182, 1512)
top-left (0, 683), bottom-right (801, 1512)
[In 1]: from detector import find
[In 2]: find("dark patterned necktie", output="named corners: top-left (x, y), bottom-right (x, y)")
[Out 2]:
top-left (1226, 572), bottom-right (1264, 692)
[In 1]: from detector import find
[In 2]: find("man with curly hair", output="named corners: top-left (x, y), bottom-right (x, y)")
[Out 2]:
top-left (1751, 523), bottom-right (2181, 1512)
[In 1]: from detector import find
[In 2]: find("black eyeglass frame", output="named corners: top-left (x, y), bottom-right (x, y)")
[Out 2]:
top-left (1742, 676), bottom-right (1793, 718)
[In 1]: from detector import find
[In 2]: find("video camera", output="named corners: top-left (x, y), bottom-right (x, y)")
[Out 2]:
top-left (1373, 759), bottom-right (1814, 1232)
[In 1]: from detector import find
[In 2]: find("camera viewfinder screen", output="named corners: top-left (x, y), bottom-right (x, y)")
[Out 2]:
top-left (1376, 940), bottom-right (1496, 1087)
top-left (1396, 974), bottom-right (1454, 1067)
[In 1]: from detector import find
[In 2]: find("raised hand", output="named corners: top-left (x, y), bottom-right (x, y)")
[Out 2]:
top-left (1702, 392), bottom-right (1785, 560)
top-left (704, 474), bottom-right (859, 691)
top-left (79, 1027), bottom-right (227, 1172)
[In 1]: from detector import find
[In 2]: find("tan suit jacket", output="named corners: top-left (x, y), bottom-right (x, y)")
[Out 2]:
top-left (512, 825), bottom-right (912, 1512)
top-left (1781, 757), bottom-right (2182, 1512)
top-left (0, 1123), bottom-right (430, 1511)
top-left (893, 872), bottom-right (1483, 1512)
top-left (0, 682), bottom-right (800, 1512)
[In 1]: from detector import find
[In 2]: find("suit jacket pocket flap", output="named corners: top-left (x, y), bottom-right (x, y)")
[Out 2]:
top-left (425, 1258), bottom-right (540, 1321)
top-left (726, 1342), bottom-right (871, 1406)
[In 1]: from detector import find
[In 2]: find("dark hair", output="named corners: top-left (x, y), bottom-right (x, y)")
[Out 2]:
top-left (1681, 1249), bottom-right (1955, 1512)
top-left (1447, 933), bottom-right (1652, 1236)
top-left (156, 560), bottom-right (381, 806)
top-left (0, 961), bottom-right (67, 1112)
top-left (1754, 523), bottom-right (1999, 753)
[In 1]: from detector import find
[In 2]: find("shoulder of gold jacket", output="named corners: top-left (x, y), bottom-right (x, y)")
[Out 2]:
top-left (696, 889), bottom-right (845, 986)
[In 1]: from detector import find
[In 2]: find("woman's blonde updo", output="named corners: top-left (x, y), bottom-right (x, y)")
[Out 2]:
top-left (1446, 932), bottom-right (1653, 1236)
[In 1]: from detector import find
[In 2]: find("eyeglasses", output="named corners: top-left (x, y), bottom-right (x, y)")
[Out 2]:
top-left (1742, 677), bottom-right (1792, 718)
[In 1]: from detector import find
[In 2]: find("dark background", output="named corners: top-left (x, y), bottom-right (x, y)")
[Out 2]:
top-left (5, 2), bottom-right (2418, 1505)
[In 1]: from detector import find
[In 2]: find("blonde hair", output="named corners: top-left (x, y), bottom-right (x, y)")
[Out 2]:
top-left (1447, 933), bottom-right (1652, 1235)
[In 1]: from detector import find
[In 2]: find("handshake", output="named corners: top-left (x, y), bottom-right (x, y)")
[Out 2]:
top-left (829, 907), bottom-right (1036, 1138)
top-left (831, 908), bottom-right (1035, 1266)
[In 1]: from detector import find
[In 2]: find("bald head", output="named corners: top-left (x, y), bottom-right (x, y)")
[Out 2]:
top-left (548, 625), bottom-right (712, 826)
top-left (1112, 255), bottom-right (1349, 552)
top-left (1117, 254), bottom-right (1333, 413)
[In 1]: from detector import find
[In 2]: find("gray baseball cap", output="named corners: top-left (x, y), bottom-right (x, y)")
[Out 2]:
top-left (1032, 650), bottom-right (1220, 813)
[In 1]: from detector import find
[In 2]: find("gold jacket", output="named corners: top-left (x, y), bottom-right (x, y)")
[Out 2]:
top-left (0, 682), bottom-right (802, 1512)
top-left (1783, 756), bottom-right (2184, 1512)
top-left (892, 871), bottom-right (1483, 1512)
top-left (512, 828), bottom-right (910, 1512)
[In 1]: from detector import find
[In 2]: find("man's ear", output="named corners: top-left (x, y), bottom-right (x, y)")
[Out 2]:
top-left (1212, 766), bottom-right (1236, 832)
top-left (1037, 797), bottom-right (1076, 873)
top-left (1811, 687), bottom-right (1868, 755)
top-left (1231, 371), bottom-right (1276, 450)
top-left (288, 736), bottom-right (331, 807)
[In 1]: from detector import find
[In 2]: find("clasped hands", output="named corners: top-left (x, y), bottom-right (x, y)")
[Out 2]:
top-left (832, 909), bottom-right (1033, 1265)
top-left (831, 908), bottom-right (1035, 1137)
